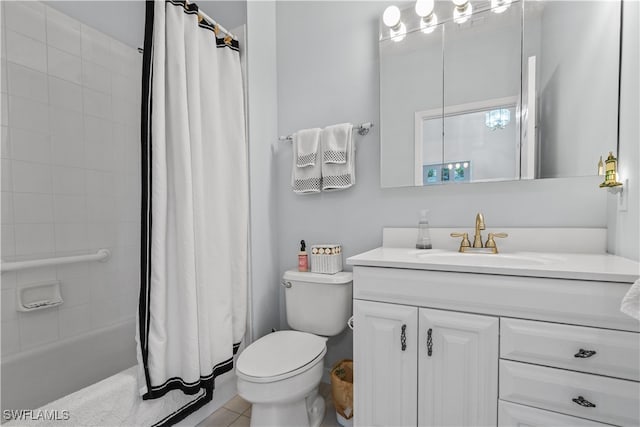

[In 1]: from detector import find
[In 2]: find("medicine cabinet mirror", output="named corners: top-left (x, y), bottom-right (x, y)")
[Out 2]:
top-left (379, 0), bottom-right (621, 188)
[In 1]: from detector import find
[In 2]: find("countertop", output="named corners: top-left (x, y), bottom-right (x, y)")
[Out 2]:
top-left (347, 247), bottom-right (640, 283)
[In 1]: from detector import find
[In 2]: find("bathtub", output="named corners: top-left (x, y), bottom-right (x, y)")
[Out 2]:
top-left (1, 319), bottom-right (137, 414)
top-left (2, 319), bottom-right (239, 426)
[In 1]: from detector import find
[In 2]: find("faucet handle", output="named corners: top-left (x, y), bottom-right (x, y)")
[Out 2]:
top-left (485, 232), bottom-right (508, 250)
top-left (450, 232), bottom-right (471, 252)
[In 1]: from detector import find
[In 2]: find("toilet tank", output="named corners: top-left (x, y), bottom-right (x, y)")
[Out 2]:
top-left (282, 270), bottom-right (353, 337)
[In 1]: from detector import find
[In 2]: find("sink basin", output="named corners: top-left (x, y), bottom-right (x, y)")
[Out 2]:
top-left (415, 251), bottom-right (560, 267)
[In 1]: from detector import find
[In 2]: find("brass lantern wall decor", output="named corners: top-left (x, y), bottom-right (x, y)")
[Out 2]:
top-left (599, 152), bottom-right (623, 188)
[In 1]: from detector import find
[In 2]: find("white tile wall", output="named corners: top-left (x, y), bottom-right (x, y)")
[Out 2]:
top-left (4, 2), bottom-right (46, 43)
top-left (1, 60), bottom-right (7, 94)
top-left (1, 192), bottom-right (13, 224)
top-left (8, 95), bottom-right (49, 133)
top-left (48, 46), bottom-right (83, 84)
top-left (48, 77), bottom-right (83, 112)
top-left (5, 30), bottom-right (47, 73)
top-left (11, 160), bottom-right (52, 194)
top-left (7, 63), bottom-right (49, 104)
top-left (18, 308), bottom-right (59, 350)
top-left (1, 2), bottom-right (141, 357)
top-left (12, 193), bottom-right (54, 224)
top-left (45, 6), bottom-right (81, 56)
top-left (10, 128), bottom-right (51, 164)
top-left (1, 126), bottom-right (9, 159)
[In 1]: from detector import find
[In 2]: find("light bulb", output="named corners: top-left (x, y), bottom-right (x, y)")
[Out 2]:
top-left (390, 22), bottom-right (407, 42)
top-left (420, 13), bottom-right (438, 34)
top-left (383, 5), bottom-right (402, 29)
top-left (452, 0), bottom-right (469, 7)
top-left (463, 162), bottom-right (469, 168)
top-left (448, 164), bottom-right (453, 170)
top-left (415, 0), bottom-right (435, 18)
top-left (491, 0), bottom-right (511, 14)
top-left (453, 2), bottom-right (472, 24)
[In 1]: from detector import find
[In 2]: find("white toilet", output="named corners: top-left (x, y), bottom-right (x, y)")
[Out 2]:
top-left (236, 270), bottom-right (353, 427)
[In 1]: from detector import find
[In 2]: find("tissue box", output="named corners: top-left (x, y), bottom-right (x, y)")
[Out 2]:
top-left (310, 244), bottom-right (343, 274)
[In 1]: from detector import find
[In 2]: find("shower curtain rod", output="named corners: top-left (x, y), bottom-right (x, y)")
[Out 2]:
top-left (196, 8), bottom-right (236, 39)
top-left (138, 6), bottom-right (235, 53)
top-left (278, 122), bottom-right (374, 141)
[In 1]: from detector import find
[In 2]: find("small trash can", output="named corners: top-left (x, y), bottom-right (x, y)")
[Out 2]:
top-left (330, 359), bottom-right (353, 427)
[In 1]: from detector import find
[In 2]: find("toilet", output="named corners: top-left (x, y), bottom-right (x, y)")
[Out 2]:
top-left (236, 270), bottom-right (353, 427)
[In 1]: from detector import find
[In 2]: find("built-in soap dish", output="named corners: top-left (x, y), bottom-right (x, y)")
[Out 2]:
top-left (17, 281), bottom-right (64, 312)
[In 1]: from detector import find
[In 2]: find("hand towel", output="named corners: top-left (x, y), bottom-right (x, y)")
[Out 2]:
top-left (295, 128), bottom-right (321, 167)
top-left (291, 128), bottom-right (322, 194)
top-left (322, 123), bottom-right (352, 164)
top-left (621, 278), bottom-right (640, 320)
top-left (322, 123), bottom-right (355, 191)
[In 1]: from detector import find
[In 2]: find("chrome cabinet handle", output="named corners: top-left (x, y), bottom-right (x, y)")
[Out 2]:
top-left (401, 324), bottom-right (407, 351)
top-left (572, 396), bottom-right (596, 408)
top-left (574, 349), bottom-right (597, 358)
top-left (426, 328), bottom-right (433, 356)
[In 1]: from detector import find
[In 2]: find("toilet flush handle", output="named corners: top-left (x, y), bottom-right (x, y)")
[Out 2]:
top-left (281, 280), bottom-right (292, 288)
top-left (347, 316), bottom-right (354, 330)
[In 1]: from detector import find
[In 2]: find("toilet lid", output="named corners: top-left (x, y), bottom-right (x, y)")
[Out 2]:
top-left (236, 331), bottom-right (326, 380)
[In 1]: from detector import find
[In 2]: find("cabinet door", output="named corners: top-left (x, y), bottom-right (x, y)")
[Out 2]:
top-left (354, 300), bottom-right (418, 427)
top-left (418, 308), bottom-right (499, 426)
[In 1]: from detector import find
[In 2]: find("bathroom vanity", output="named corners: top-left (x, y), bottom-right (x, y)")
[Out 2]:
top-left (347, 234), bottom-right (640, 427)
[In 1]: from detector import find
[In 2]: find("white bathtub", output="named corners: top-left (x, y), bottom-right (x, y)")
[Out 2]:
top-left (2, 318), bottom-right (240, 426)
top-left (1, 319), bottom-right (137, 413)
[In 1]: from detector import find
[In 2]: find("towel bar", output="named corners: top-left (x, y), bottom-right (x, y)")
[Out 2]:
top-left (279, 122), bottom-right (374, 141)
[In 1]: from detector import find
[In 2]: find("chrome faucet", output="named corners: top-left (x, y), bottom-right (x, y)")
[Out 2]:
top-left (473, 213), bottom-right (485, 248)
top-left (450, 212), bottom-right (508, 254)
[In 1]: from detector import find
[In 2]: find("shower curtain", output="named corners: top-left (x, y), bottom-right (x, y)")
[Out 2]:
top-left (137, 1), bottom-right (248, 424)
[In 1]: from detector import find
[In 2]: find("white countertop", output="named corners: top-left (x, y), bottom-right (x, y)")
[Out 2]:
top-left (347, 247), bottom-right (640, 283)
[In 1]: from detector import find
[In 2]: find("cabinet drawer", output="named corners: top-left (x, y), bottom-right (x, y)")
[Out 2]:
top-left (501, 318), bottom-right (640, 380)
top-left (500, 360), bottom-right (640, 426)
top-left (498, 400), bottom-right (613, 427)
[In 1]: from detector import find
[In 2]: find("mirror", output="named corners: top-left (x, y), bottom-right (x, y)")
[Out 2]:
top-left (379, 0), bottom-right (621, 188)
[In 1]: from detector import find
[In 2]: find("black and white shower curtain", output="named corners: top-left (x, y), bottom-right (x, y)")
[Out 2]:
top-left (137, 1), bottom-right (248, 424)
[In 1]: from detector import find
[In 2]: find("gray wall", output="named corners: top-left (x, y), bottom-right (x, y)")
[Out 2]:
top-left (274, 1), bottom-right (608, 369)
top-left (46, 1), bottom-right (246, 49)
top-left (246, 1), bottom-right (282, 340)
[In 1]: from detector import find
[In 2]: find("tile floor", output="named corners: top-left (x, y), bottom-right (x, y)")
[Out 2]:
top-left (197, 382), bottom-right (342, 427)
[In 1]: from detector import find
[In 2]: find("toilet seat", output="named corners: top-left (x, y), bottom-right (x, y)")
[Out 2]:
top-left (236, 331), bottom-right (327, 383)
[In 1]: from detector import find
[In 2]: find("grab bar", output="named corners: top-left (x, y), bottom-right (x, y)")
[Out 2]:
top-left (1, 249), bottom-right (111, 272)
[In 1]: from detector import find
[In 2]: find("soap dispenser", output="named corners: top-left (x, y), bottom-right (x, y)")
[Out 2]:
top-left (416, 210), bottom-right (432, 249)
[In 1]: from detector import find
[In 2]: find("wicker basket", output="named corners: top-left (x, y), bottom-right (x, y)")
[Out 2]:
top-left (310, 244), bottom-right (343, 274)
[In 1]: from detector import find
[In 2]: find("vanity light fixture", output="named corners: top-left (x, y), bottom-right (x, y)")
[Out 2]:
top-left (452, 0), bottom-right (473, 24)
top-left (491, 0), bottom-right (512, 14)
top-left (383, 5), bottom-right (407, 42)
top-left (415, 0), bottom-right (438, 34)
top-left (485, 108), bottom-right (510, 130)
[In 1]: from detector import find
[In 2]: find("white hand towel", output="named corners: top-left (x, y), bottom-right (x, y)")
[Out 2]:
top-left (621, 278), bottom-right (640, 320)
top-left (322, 123), bottom-right (355, 191)
top-left (291, 128), bottom-right (322, 194)
top-left (322, 123), bottom-right (352, 164)
top-left (295, 128), bottom-right (321, 167)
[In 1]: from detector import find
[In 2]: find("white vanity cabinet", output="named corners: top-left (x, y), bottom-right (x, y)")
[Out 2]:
top-left (350, 264), bottom-right (640, 427)
top-left (354, 300), bottom-right (499, 427)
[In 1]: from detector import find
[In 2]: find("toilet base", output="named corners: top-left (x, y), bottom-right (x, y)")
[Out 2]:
top-left (250, 389), bottom-right (325, 427)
